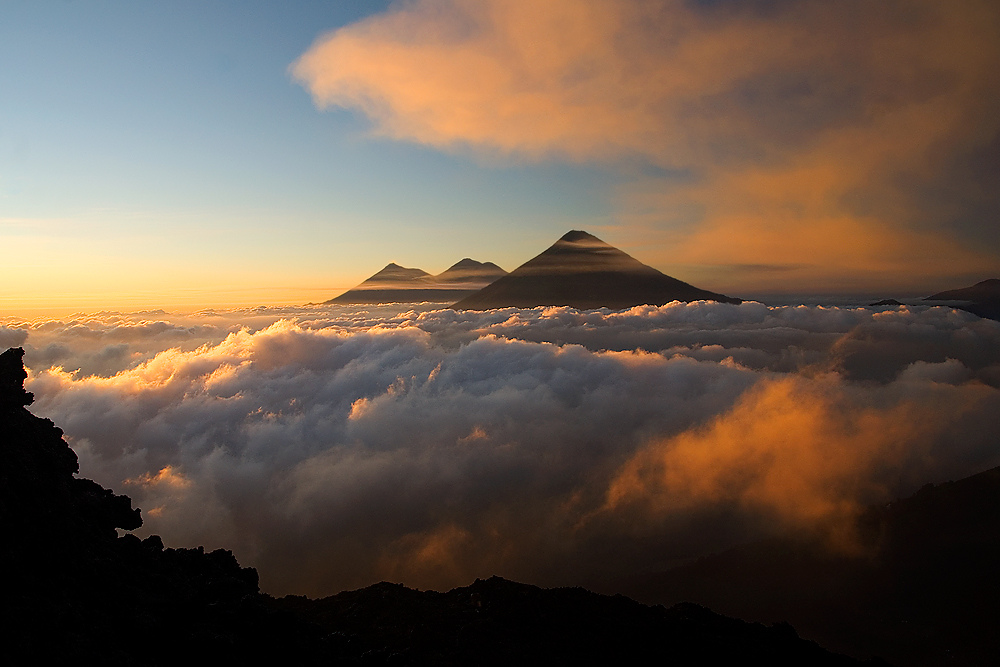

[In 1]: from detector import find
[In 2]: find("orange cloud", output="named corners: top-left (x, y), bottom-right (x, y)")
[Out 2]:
top-left (605, 374), bottom-right (995, 548)
top-left (294, 0), bottom-right (1000, 291)
top-left (375, 523), bottom-right (482, 590)
top-left (125, 465), bottom-right (192, 490)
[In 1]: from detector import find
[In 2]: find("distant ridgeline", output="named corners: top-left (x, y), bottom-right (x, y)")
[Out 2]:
top-left (2, 345), bottom-right (870, 665)
top-left (924, 278), bottom-right (1000, 321)
top-left (326, 258), bottom-right (507, 304)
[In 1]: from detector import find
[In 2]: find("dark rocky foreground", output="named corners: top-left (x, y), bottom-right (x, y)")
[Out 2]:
top-left (0, 345), bottom-right (873, 665)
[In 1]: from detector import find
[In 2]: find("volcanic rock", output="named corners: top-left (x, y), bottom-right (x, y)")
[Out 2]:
top-left (452, 230), bottom-right (741, 310)
top-left (1, 347), bottom-right (320, 665)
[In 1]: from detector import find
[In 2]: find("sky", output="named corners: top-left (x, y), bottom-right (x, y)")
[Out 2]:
top-left (2, 0), bottom-right (999, 312)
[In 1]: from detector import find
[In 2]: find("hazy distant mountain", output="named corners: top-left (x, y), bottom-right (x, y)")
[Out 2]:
top-left (435, 257), bottom-right (507, 284)
top-left (619, 466), bottom-right (1000, 666)
top-left (452, 230), bottom-right (741, 310)
top-left (925, 278), bottom-right (1000, 321)
top-left (326, 259), bottom-right (507, 305)
top-left (926, 278), bottom-right (1000, 302)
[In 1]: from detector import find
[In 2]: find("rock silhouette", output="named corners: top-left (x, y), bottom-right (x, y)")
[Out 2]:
top-left (453, 230), bottom-right (741, 310)
top-left (1, 345), bottom-right (868, 665)
top-left (1, 346), bottom-right (320, 665)
top-left (327, 259), bottom-right (506, 304)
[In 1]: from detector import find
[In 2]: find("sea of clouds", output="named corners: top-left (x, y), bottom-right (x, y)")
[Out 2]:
top-left (3, 301), bottom-right (999, 596)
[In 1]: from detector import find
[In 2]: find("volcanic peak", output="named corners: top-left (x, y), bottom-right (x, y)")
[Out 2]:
top-left (452, 229), bottom-right (741, 310)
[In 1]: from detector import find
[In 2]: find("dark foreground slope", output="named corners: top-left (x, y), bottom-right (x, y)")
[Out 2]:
top-left (453, 230), bottom-right (741, 310)
top-left (621, 467), bottom-right (1000, 666)
top-left (925, 278), bottom-right (1000, 321)
top-left (2, 346), bottom-right (866, 666)
top-left (327, 259), bottom-right (506, 305)
top-left (0, 347), bottom-right (323, 665)
top-left (276, 576), bottom-right (868, 666)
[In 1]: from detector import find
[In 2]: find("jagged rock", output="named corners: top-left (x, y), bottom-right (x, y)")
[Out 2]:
top-left (0, 347), bottom-right (311, 665)
top-left (0, 346), bottom-right (33, 408)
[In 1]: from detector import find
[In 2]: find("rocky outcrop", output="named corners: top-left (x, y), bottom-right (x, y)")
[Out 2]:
top-left (1, 347), bottom-right (315, 665)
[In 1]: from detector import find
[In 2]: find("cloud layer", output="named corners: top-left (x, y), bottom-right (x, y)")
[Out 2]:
top-left (293, 0), bottom-right (1000, 291)
top-left (10, 302), bottom-right (1000, 596)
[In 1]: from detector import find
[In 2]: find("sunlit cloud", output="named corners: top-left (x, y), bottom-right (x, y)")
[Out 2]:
top-left (294, 0), bottom-right (1000, 291)
top-left (605, 373), bottom-right (998, 550)
top-left (16, 303), bottom-right (1000, 595)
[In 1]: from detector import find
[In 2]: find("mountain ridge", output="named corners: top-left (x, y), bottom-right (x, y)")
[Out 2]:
top-left (924, 278), bottom-right (1000, 321)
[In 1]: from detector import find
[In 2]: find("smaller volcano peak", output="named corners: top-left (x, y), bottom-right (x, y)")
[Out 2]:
top-left (369, 263), bottom-right (431, 280)
top-left (448, 258), bottom-right (485, 269)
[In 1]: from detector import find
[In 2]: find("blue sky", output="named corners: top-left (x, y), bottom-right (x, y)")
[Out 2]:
top-left (0, 1), bottom-right (610, 309)
top-left (2, 0), bottom-right (998, 310)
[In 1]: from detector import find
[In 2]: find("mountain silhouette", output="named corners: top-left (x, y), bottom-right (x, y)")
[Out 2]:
top-left (926, 278), bottom-right (1000, 302)
top-left (326, 259), bottom-right (506, 304)
top-left (2, 345), bottom-right (865, 665)
top-left (925, 278), bottom-right (1000, 321)
top-left (435, 258), bottom-right (507, 284)
top-left (452, 230), bottom-right (741, 310)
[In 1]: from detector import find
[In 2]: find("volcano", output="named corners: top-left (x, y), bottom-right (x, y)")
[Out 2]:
top-left (452, 230), bottom-right (740, 310)
top-left (326, 259), bottom-right (506, 305)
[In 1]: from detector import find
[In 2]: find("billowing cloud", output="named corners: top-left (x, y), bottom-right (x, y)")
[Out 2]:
top-left (605, 373), bottom-right (999, 552)
top-left (293, 0), bottom-right (1000, 291)
top-left (14, 303), bottom-right (1000, 596)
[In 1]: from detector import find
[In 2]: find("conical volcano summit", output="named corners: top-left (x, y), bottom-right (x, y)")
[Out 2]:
top-left (453, 230), bottom-right (741, 310)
